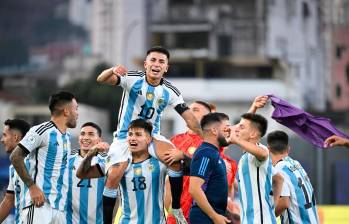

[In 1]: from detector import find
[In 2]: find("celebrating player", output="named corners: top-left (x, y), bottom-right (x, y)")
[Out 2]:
top-left (97, 46), bottom-right (201, 223)
top-left (10, 91), bottom-right (78, 223)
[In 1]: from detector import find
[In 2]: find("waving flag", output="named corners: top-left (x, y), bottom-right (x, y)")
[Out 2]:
top-left (268, 95), bottom-right (348, 148)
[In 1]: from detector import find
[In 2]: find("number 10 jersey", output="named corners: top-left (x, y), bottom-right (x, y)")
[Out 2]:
top-left (115, 71), bottom-right (185, 140)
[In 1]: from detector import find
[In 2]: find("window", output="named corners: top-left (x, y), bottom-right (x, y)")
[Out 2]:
top-left (336, 84), bottom-right (342, 99)
top-left (218, 35), bottom-right (232, 57)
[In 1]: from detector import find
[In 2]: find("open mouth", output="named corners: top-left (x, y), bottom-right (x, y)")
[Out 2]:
top-left (129, 142), bottom-right (138, 147)
top-left (151, 68), bottom-right (161, 74)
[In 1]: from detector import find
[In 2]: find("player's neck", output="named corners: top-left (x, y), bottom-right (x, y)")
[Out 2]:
top-left (132, 151), bottom-right (150, 163)
top-left (146, 76), bottom-right (161, 86)
top-left (51, 117), bottom-right (67, 134)
top-left (80, 149), bottom-right (88, 158)
top-left (271, 153), bottom-right (287, 166)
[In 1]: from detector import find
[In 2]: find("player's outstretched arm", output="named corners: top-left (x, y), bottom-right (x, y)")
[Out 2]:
top-left (76, 142), bottom-right (109, 179)
top-left (181, 110), bottom-right (203, 137)
top-left (96, 65), bottom-right (127, 85)
top-left (324, 135), bottom-right (349, 148)
top-left (228, 125), bottom-right (268, 161)
top-left (0, 193), bottom-right (14, 222)
top-left (247, 95), bottom-right (269, 114)
top-left (10, 146), bottom-right (45, 207)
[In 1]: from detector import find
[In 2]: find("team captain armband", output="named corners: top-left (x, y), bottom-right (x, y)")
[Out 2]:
top-left (174, 103), bottom-right (189, 115)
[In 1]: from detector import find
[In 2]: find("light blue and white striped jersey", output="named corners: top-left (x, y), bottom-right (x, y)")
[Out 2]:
top-left (18, 121), bottom-right (71, 211)
top-left (115, 71), bottom-right (185, 139)
top-left (7, 163), bottom-right (28, 224)
top-left (119, 156), bottom-right (167, 224)
top-left (66, 149), bottom-right (106, 224)
top-left (275, 156), bottom-right (319, 224)
top-left (237, 143), bottom-right (277, 224)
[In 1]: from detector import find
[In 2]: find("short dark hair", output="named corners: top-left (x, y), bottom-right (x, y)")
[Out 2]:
top-left (267, 130), bottom-right (289, 153)
top-left (81, 122), bottom-right (102, 137)
top-left (4, 119), bottom-right (30, 137)
top-left (241, 113), bottom-right (268, 137)
top-left (194, 101), bottom-right (212, 113)
top-left (146, 46), bottom-right (170, 60)
top-left (201, 112), bottom-right (229, 129)
top-left (48, 91), bottom-right (76, 115)
top-left (128, 119), bottom-right (153, 135)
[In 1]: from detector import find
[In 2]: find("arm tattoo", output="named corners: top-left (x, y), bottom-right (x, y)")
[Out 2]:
top-left (10, 146), bottom-right (34, 188)
top-left (79, 151), bottom-right (95, 175)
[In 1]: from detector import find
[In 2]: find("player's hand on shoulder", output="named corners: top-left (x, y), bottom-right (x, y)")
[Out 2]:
top-left (112, 65), bottom-right (128, 77)
top-left (163, 148), bottom-right (184, 165)
top-left (29, 184), bottom-right (45, 207)
top-left (212, 214), bottom-right (231, 224)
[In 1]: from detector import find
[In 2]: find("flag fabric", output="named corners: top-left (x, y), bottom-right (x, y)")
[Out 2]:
top-left (268, 95), bottom-right (348, 148)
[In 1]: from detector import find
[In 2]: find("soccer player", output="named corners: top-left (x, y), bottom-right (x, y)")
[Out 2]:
top-left (77, 119), bottom-right (169, 223)
top-left (66, 122), bottom-right (107, 224)
top-left (228, 113), bottom-right (283, 224)
top-left (97, 46), bottom-right (201, 223)
top-left (10, 91), bottom-right (78, 223)
top-left (267, 130), bottom-right (319, 224)
top-left (189, 112), bottom-right (232, 224)
top-left (0, 119), bottom-right (30, 223)
top-left (324, 135), bottom-right (349, 148)
top-left (165, 101), bottom-right (238, 224)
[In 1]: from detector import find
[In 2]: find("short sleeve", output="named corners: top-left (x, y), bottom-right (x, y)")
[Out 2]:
top-left (190, 149), bottom-right (215, 180)
top-left (7, 167), bottom-right (14, 192)
top-left (94, 154), bottom-right (107, 176)
top-left (280, 172), bottom-right (291, 197)
top-left (252, 144), bottom-right (269, 167)
top-left (18, 127), bottom-right (44, 153)
top-left (118, 71), bottom-right (143, 90)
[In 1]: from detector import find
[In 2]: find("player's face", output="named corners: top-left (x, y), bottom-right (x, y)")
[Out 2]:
top-left (127, 128), bottom-right (151, 154)
top-left (66, 99), bottom-right (79, 128)
top-left (1, 125), bottom-right (18, 153)
top-left (144, 52), bottom-right (169, 82)
top-left (79, 126), bottom-right (101, 152)
top-left (216, 119), bottom-right (231, 147)
top-left (235, 118), bottom-right (254, 141)
top-left (190, 102), bottom-right (210, 123)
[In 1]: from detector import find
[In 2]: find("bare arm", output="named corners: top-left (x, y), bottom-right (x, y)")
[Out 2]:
top-left (0, 193), bottom-right (14, 222)
top-left (76, 142), bottom-right (109, 179)
top-left (247, 95), bottom-right (269, 114)
top-left (235, 138), bottom-right (268, 161)
top-left (181, 110), bottom-right (203, 138)
top-left (189, 176), bottom-right (230, 223)
top-left (10, 146), bottom-right (34, 188)
top-left (275, 196), bottom-right (290, 217)
top-left (324, 135), bottom-right (349, 148)
top-left (272, 173), bottom-right (284, 207)
top-left (10, 146), bottom-right (45, 207)
top-left (96, 65), bottom-right (127, 85)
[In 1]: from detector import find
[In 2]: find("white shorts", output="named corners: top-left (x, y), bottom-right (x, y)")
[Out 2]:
top-left (105, 134), bottom-right (172, 172)
top-left (21, 202), bottom-right (65, 224)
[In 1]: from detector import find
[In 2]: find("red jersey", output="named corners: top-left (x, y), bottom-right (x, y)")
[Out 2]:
top-left (167, 132), bottom-right (237, 224)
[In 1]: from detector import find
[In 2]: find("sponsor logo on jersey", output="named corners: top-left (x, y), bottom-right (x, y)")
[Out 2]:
top-left (26, 135), bottom-right (36, 145)
top-left (157, 98), bottom-right (164, 105)
top-left (134, 167), bottom-right (142, 176)
top-left (146, 92), bottom-right (154, 100)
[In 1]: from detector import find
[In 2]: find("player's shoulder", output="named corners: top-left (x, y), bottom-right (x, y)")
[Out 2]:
top-left (161, 78), bottom-right (181, 96)
top-left (31, 121), bottom-right (56, 136)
